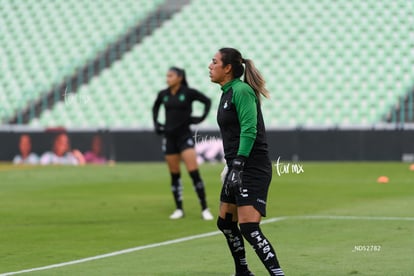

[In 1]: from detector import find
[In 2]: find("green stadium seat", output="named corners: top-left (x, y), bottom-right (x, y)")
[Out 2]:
top-left (7, 0), bottom-right (411, 127)
top-left (1, 0), bottom-right (165, 122)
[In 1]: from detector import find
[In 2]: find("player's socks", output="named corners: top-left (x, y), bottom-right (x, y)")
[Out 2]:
top-left (239, 223), bottom-right (284, 276)
top-left (170, 172), bottom-right (183, 210)
top-left (189, 170), bottom-right (207, 210)
top-left (217, 213), bottom-right (250, 274)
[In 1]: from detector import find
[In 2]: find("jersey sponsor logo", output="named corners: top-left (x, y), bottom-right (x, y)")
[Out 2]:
top-left (250, 231), bottom-right (275, 262)
top-left (223, 100), bottom-right (229, 109)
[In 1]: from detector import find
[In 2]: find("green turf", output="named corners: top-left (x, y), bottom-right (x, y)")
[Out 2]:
top-left (0, 162), bottom-right (413, 275)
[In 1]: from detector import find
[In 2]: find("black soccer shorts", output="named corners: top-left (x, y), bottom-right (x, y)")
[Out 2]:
top-left (220, 155), bottom-right (272, 217)
top-left (162, 130), bottom-right (195, 155)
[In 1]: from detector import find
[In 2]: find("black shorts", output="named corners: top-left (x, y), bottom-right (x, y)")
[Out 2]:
top-left (220, 155), bottom-right (272, 217)
top-left (162, 131), bottom-right (195, 155)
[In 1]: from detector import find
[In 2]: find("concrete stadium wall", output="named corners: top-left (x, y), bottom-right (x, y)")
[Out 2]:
top-left (1, 129), bottom-right (413, 162)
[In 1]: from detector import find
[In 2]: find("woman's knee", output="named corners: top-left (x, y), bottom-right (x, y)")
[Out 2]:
top-left (237, 205), bottom-right (261, 224)
top-left (165, 154), bottom-right (180, 173)
top-left (181, 149), bottom-right (198, 171)
top-left (219, 202), bottom-right (238, 220)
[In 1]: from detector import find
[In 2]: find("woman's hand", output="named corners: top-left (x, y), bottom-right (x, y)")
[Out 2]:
top-left (225, 157), bottom-right (246, 195)
top-left (155, 122), bottom-right (165, 135)
top-left (72, 149), bottom-right (85, 165)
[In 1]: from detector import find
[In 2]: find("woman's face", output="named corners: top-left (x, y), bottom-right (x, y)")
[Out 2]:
top-left (53, 134), bottom-right (69, 156)
top-left (91, 136), bottom-right (102, 155)
top-left (166, 70), bottom-right (182, 88)
top-left (19, 135), bottom-right (31, 156)
top-left (209, 51), bottom-right (227, 84)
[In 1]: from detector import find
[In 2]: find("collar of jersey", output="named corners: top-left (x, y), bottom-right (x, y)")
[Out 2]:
top-left (221, 78), bottom-right (241, 93)
top-left (168, 86), bottom-right (184, 95)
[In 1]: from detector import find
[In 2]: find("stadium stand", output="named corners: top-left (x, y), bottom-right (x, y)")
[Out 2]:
top-left (2, 0), bottom-right (413, 128)
top-left (0, 0), bottom-right (164, 124)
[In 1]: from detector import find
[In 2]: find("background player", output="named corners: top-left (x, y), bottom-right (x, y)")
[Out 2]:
top-left (210, 48), bottom-right (284, 275)
top-left (152, 67), bottom-right (213, 220)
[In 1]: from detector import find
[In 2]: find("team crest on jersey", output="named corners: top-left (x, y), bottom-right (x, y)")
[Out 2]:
top-left (223, 100), bottom-right (228, 109)
top-left (163, 95), bottom-right (169, 102)
top-left (179, 94), bottom-right (185, 102)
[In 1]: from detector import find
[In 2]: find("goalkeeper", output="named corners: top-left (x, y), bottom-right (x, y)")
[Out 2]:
top-left (209, 48), bottom-right (284, 276)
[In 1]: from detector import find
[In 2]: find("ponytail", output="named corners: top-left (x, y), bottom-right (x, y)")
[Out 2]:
top-left (243, 58), bottom-right (270, 101)
top-left (219, 48), bottom-right (269, 102)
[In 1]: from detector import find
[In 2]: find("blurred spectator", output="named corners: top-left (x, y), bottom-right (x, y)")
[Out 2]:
top-left (13, 134), bottom-right (39, 165)
top-left (84, 135), bottom-right (107, 164)
top-left (40, 133), bottom-right (85, 165)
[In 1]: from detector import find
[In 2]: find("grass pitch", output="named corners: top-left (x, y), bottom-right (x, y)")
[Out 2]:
top-left (0, 162), bottom-right (413, 275)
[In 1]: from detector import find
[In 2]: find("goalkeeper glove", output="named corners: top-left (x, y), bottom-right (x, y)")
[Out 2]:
top-left (225, 156), bottom-right (246, 195)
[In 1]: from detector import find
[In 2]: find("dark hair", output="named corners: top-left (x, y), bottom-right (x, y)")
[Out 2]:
top-left (54, 132), bottom-right (67, 140)
top-left (169, 66), bottom-right (188, 87)
top-left (219, 47), bottom-right (269, 101)
top-left (19, 133), bottom-right (30, 141)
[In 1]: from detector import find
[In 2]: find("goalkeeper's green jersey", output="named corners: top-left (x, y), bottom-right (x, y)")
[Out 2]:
top-left (216, 78), bottom-right (269, 163)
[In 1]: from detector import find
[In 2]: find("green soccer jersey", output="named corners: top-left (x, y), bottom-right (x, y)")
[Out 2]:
top-left (216, 78), bottom-right (268, 162)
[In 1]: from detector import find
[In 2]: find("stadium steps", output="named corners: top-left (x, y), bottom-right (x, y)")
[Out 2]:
top-left (8, 0), bottom-right (190, 125)
top-left (1, 0), bottom-right (165, 124)
top-left (386, 86), bottom-right (414, 123)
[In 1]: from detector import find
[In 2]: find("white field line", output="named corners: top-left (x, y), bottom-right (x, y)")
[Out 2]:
top-left (293, 215), bottom-right (414, 221)
top-left (1, 215), bottom-right (413, 275)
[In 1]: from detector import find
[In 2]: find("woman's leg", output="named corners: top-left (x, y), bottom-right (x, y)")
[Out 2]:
top-left (238, 206), bottom-right (284, 276)
top-left (180, 148), bottom-right (198, 171)
top-left (217, 202), bottom-right (252, 275)
top-left (165, 154), bottom-right (183, 213)
top-left (181, 148), bottom-right (208, 211)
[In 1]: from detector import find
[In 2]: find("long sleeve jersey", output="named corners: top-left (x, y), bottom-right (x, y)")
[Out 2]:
top-left (216, 78), bottom-right (268, 162)
top-left (152, 86), bottom-right (211, 134)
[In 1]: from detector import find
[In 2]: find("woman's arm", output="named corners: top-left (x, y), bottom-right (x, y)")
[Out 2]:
top-left (72, 149), bottom-right (85, 165)
top-left (233, 88), bottom-right (257, 158)
top-left (152, 92), bottom-right (165, 134)
top-left (152, 92), bottom-right (163, 125)
top-left (190, 90), bottom-right (211, 124)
